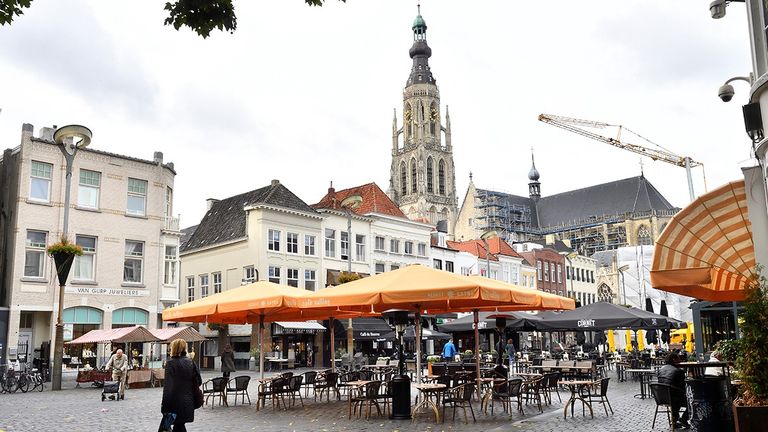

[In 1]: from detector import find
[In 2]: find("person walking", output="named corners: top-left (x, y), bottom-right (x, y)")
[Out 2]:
top-left (442, 338), bottom-right (457, 361)
top-left (105, 348), bottom-right (129, 400)
top-left (162, 339), bottom-right (202, 432)
top-left (505, 339), bottom-right (517, 373)
top-left (221, 344), bottom-right (235, 380)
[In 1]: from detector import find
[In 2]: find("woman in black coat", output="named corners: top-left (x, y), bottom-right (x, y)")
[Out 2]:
top-left (162, 339), bottom-right (202, 432)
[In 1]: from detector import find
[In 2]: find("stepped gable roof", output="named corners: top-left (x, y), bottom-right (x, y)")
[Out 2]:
top-left (535, 175), bottom-right (677, 229)
top-left (312, 182), bottom-right (407, 219)
top-left (182, 181), bottom-right (317, 252)
top-left (474, 188), bottom-right (539, 228)
top-left (447, 240), bottom-right (498, 261)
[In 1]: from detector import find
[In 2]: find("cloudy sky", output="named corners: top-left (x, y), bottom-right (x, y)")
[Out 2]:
top-left (0, 0), bottom-right (755, 226)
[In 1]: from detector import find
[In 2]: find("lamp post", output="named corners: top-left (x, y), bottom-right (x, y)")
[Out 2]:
top-left (565, 252), bottom-right (578, 300)
top-left (480, 230), bottom-right (501, 279)
top-left (617, 265), bottom-right (630, 305)
top-left (51, 125), bottom-right (92, 391)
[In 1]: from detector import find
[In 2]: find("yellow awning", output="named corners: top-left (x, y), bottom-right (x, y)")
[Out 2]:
top-left (650, 180), bottom-right (755, 302)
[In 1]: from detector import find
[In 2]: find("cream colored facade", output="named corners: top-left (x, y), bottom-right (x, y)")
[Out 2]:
top-left (2, 123), bottom-right (179, 364)
top-left (564, 254), bottom-right (599, 306)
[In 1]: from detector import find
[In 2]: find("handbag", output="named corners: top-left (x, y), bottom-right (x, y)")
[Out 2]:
top-left (194, 385), bottom-right (204, 409)
top-left (157, 412), bottom-right (176, 432)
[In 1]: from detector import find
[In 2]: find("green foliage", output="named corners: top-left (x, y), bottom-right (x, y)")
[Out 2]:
top-left (337, 272), bottom-right (362, 284)
top-left (335, 347), bottom-right (347, 358)
top-left (0, 0), bottom-right (31, 26)
top-left (463, 349), bottom-right (473, 356)
top-left (207, 323), bottom-right (228, 332)
top-left (46, 236), bottom-right (83, 256)
top-left (426, 355), bottom-right (441, 363)
top-left (164, 0), bottom-right (237, 38)
top-left (714, 338), bottom-right (742, 363)
top-left (1, 0), bottom-right (346, 37)
top-left (736, 270), bottom-right (768, 406)
top-left (249, 347), bottom-right (260, 359)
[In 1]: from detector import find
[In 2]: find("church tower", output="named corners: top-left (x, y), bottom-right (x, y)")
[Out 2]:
top-left (389, 7), bottom-right (457, 231)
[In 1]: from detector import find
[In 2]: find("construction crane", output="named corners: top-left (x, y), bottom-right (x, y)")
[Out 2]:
top-left (538, 113), bottom-right (706, 202)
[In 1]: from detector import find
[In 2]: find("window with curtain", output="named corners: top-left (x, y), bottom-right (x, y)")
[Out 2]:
top-left (304, 270), bottom-right (316, 291)
top-left (24, 230), bottom-right (47, 277)
top-left (127, 178), bottom-right (147, 216)
top-left (164, 245), bottom-right (177, 285)
top-left (186, 276), bottom-right (195, 302)
top-left (355, 235), bottom-right (365, 261)
top-left (213, 272), bottom-right (222, 294)
top-left (30, 161), bottom-right (53, 202)
top-left (325, 229), bottom-right (336, 258)
top-left (74, 235), bottom-right (96, 281)
top-left (200, 274), bottom-right (209, 298)
top-left (77, 169), bottom-right (101, 209)
top-left (123, 240), bottom-right (144, 283)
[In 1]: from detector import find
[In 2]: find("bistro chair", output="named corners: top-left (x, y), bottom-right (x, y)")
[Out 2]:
top-left (649, 383), bottom-right (675, 429)
top-left (257, 376), bottom-right (288, 411)
top-left (376, 380), bottom-right (393, 415)
top-left (285, 375), bottom-right (304, 408)
top-left (582, 377), bottom-right (613, 416)
top-left (350, 380), bottom-right (382, 419)
top-left (541, 372), bottom-right (562, 405)
top-left (521, 377), bottom-right (544, 414)
top-left (314, 372), bottom-right (340, 402)
top-left (441, 382), bottom-right (476, 424)
top-left (300, 371), bottom-right (317, 398)
top-left (202, 377), bottom-right (228, 409)
top-left (225, 375), bottom-right (251, 406)
top-left (337, 371), bottom-right (359, 399)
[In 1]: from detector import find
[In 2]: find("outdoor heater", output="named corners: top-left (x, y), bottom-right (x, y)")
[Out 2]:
top-left (385, 309), bottom-right (411, 420)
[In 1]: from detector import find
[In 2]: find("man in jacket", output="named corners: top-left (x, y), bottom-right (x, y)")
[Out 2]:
top-left (443, 339), bottom-right (457, 361)
top-left (657, 352), bottom-right (689, 429)
top-left (105, 349), bottom-right (129, 400)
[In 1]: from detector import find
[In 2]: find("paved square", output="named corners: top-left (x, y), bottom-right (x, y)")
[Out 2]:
top-left (0, 369), bottom-right (677, 431)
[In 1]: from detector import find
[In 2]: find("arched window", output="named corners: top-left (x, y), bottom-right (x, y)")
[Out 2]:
top-left (637, 225), bottom-right (652, 246)
top-left (426, 157), bottom-right (434, 193)
top-left (112, 307), bottom-right (149, 328)
top-left (400, 162), bottom-right (407, 195)
top-left (429, 206), bottom-right (437, 224)
top-left (597, 283), bottom-right (613, 303)
top-left (410, 158), bottom-right (417, 194)
top-left (429, 102), bottom-right (438, 136)
top-left (405, 104), bottom-right (413, 138)
top-left (438, 159), bottom-right (446, 195)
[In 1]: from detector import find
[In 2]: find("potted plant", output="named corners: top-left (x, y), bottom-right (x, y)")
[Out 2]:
top-left (733, 271), bottom-right (768, 431)
top-left (249, 347), bottom-right (260, 371)
top-left (426, 355), bottom-right (441, 375)
top-left (462, 349), bottom-right (474, 361)
top-left (46, 236), bottom-right (83, 286)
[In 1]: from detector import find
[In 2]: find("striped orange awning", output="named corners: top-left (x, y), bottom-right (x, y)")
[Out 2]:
top-left (650, 180), bottom-right (755, 302)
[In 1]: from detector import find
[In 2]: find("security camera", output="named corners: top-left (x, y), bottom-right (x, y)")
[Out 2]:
top-left (718, 83), bottom-right (735, 102)
top-left (710, 0), bottom-right (727, 19)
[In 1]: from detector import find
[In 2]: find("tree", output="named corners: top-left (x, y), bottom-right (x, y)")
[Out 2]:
top-left (0, 0), bottom-right (345, 38)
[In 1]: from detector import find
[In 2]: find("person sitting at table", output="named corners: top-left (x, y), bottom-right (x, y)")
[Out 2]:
top-left (705, 351), bottom-right (724, 376)
top-left (657, 352), bottom-right (689, 429)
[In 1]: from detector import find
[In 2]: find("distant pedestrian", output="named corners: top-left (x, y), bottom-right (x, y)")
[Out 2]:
top-left (443, 339), bottom-right (457, 361)
top-left (505, 339), bottom-right (516, 371)
top-left (162, 339), bottom-right (202, 432)
top-left (105, 349), bottom-right (128, 400)
top-left (221, 344), bottom-right (235, 380)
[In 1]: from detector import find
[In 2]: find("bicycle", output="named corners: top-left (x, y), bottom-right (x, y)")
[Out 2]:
top-left (0, 364), bottom-right (19, 393)
top-left (24, 363), bottom-right (45, 392)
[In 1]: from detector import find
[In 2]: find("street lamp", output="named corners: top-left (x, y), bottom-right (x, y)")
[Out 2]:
top-left (564, 251), bottom-right (578, 300)
top-left (51, 124), bottom-right (92, 391)
top-left (617, 265), bottom-right (630, 305)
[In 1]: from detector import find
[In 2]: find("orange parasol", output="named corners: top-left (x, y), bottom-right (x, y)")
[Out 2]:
top-left (650, 180), bottom-right (755, 302)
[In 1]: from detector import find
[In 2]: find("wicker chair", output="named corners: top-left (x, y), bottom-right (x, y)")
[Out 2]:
top-left (314, 372), bottom-right (339, 401)
top-left (257, 376), bottom-right (288, 411)
top-left (441, 382), bottom-right (476, 423)
top-left (521, 377), bottom-right (544, 413)
top-left (583, 377), bottom-right (613, 416)
top-left (649, 383), bottom-right (675, 429)
top-left (350, 381), bottom-right (382, 419)
top-left (300, 371), bottom-right (317, 398)
top-left (202, 377), bottom-right (228, 409)
top-left (225, 375), bottom-right (251, 406)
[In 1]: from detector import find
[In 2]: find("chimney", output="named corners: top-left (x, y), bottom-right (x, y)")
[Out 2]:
top-left (206, 198), bottom-right (219, 211)
top-left (153, 151), bottom-right (164, 165)
top-left (39, 126), bottom-right (55, 142)
top-left (166, 162), bottom-right (174, 171)
top-left (328, 181), bottom-right (336, 208)
top-left (271, 179), bottom-right (280, 187)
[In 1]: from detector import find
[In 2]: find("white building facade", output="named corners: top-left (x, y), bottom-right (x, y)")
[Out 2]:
top-left (0, 123), bottom-right (180, 367)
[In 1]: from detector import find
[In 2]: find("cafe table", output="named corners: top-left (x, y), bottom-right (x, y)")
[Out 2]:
top-left (412, 383), bottom-right (447, 422)
top-left (346, 380), bottom-right (372, 419)
top-left (559, 379), bottom-right (596, 419)
top-left (624, 368), bottom-right (656, 399)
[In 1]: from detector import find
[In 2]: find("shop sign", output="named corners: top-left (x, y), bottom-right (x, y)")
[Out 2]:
top-left (359, 331), bottom-right (381, 337)
top-left (66, 287), bottom-right (150, 297)
top-left (577, 319), bottom-right (596, 328)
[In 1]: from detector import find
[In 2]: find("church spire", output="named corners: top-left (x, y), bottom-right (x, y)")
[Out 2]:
top-left (528, 151), bottom-right (541, 201)
top-left (407, 5), bottom-right (435, 86)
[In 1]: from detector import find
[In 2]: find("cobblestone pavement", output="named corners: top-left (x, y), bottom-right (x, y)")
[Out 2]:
top-left (0, 369), bottom-right (677, 432)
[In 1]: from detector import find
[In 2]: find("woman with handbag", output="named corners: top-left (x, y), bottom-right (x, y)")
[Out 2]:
top-left (161, 339), bottom-right (202, 432)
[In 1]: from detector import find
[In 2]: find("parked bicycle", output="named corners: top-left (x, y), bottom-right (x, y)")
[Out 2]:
top-left (20, 363), bottom-right (45, 392)
top-left (0, 364), bottom-right (19, 393)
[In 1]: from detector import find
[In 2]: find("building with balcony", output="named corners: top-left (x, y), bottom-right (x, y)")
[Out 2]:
top-left (0, 123), bottom-right (180, 367)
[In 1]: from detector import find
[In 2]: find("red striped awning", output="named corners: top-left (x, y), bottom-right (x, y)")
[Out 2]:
top-left (650, 180), bottom-right (755, 301)
top-left (149, 326), bottom-right (207, 343)
top-left (65, 325), bottom-right (161, 344)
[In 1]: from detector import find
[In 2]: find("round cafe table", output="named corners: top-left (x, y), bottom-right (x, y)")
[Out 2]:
top-left (412, 383), bottom-right (446, 422)
top-left (559, 379), bottom-right (595, 419)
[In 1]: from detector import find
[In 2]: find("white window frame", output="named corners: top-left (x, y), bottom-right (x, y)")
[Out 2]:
top-left (24, 230), bottom-right (47, 277)
top-left (186, 276), bottom-right (195, 302)
top-left (445, 261), bottom-right (454, 273)
top-left (433, 259), bottom-right (442, 270)
top-left (123, 240), bottom-right (144, 283)
top-left (268, 266), bottom-right (281, 284)
top-left (324, 229), bottom-right (336, 258)
top-left (375, 236), bottom-right (385, 251)
top-left (305, 235), bottom-right (316, 256)
top-left (304, 269), bottom-right (316, 291)
top-left (268, 229), bottom-right (281, 252)
top-left (164, 245), bottom-right (178, 286)
top-left (340, 231), bottom-right (350, 261)
top-left (29, 161), bottom-right (53, 203)
top-left (417, 243), bottom-right (426, 256)
top-left (77, 169), bottom-right (101, 209)
top-left (200, 274), bottom-right (209, 298)
top-left (390, 239), bottom-right (400, 254)
top-left (544, 262), bottom-right (549, 282)
top-left (375, 262), bottom-right (385, 274)
top-left (287, 268), bottom-right (299, 287)
top-left (556, 264), bottom-right (562, 284)
top-left (73, 235), bottom-right (97, 281)
top-left (126, 178), bottom-right (148, 216)
top-left (212, 272), bottom-right (222, 294)
top-left (404, 241), bottom-right (414, 255)
top-left (286, 232), bottom-right (298, 254)
top-left (244, 266), bottom-right (256, 284)
top-left (355, 234), bottom-right (365, 262)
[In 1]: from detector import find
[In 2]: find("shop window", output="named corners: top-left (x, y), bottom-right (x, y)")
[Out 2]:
top-left (112, 308), bottom-right (149, 328)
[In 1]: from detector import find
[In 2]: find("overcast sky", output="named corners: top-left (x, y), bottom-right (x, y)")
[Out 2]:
top-left (0, 0), bottom-right (755, 226)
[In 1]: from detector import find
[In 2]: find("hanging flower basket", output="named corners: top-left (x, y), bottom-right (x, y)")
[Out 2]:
top-left (47, 237), bottom-right (83, 286)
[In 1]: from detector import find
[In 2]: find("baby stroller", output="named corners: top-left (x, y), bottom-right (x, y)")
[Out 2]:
top-left (101, 381), bottom-right (121, 401)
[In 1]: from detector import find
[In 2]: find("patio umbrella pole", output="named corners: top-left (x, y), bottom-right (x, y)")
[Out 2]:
top-left (415, 310), bottom-right (421, 384)
top-left (259, 314), bottom-right (265, 381)
top-left (330, 316), bottom-right (335, 371)
top-left (474, 309), bottom-right (481, 400)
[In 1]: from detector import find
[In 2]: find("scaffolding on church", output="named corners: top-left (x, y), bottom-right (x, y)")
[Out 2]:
top-left (474, 190), bottom-right (533, 238)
